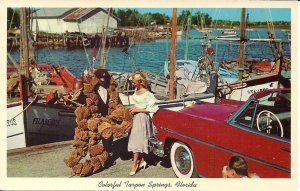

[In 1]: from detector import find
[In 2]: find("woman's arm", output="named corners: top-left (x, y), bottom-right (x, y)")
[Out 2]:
top-left (128, 106), bottom-right (149, 114)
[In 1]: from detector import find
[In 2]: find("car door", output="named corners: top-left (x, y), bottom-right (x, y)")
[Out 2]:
top-left (222, 99), bottom-right (291, 178)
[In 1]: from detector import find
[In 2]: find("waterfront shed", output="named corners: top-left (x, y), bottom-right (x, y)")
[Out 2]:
top-left (32, 8), bottom-right (120, 34)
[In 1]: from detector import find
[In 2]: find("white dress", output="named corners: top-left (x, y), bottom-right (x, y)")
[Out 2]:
top-left (127, 90), bottom-right (159, 154)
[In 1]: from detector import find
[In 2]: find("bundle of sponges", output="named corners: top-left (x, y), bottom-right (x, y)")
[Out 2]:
top-left (71, 147), bottom-right (109, 176)
top-left (110, 105), bottom-right (133, 122)
top-left (64, 71), bottom-right (133, 177)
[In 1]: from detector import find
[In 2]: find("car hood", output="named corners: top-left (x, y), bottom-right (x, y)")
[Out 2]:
top-left (179, 101), bottom-right (242, 123)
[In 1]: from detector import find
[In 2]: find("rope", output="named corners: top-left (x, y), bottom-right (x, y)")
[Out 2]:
top-left (11, 94), bottom-right (38, 119)
top-left (77, 22), bottom-right (92, 69)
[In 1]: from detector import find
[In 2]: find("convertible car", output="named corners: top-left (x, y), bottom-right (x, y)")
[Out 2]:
top-left (152, 88), bottom-right (291, 178)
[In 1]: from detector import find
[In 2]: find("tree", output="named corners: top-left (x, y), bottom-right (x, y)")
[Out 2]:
top-left (191, 11), bottom-right (212, 28)
top-left (177, 10), bottom-right (191, 26)
top-left (115, 9), bottom-right (170, 27)
top-left (151, 13), bottom-right (170, 25)
top-left (126, 9), bottom-right (141, 26)
top-left (7, 8), bottom-right (20, 30)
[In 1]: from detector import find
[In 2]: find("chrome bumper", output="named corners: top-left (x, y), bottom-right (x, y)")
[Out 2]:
top-left (149, 137), bottom-right (164, 157)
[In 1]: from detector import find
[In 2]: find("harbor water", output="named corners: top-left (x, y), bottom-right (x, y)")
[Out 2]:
top-left (9, 28), bottom-right (291, 77)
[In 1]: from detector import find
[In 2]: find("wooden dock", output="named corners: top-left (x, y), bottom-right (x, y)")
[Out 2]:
top-left (7, 27), bottom-right (171, 50)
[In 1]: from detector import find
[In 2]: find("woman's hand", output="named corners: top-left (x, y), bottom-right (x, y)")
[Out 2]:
top-left (128, 106), bottom-right (140, 114)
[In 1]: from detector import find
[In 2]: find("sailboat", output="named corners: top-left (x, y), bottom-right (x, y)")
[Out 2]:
top-left (217, 8), bottom-right (290, 101)
top-left (7, 8), bottom-right (77, 150)
top-left (116, 8), bottom-right (216, 109)
top-left (164, 8), bottom-right (290, 102)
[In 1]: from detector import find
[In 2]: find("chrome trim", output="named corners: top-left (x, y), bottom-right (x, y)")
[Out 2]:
top-left (227, 100), bottom-right (290, 144)
top-left (228, 122), bottom-right (290, 144)
top-left (149, 138), bottom-right (165, 157)
top-left (160, 127), bottom-right (290, 173)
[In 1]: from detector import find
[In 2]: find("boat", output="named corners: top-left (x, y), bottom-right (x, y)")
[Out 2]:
top-left (217, 8), bottom-right (290, 101)
top-left (116, 8), bottom-right (216, 106)
top-left (7, 8), bottom-right (78, 150)
top-left (221, 29), bottom-right (237, 35)
top-left (164, 8), bottom-right (291, 102)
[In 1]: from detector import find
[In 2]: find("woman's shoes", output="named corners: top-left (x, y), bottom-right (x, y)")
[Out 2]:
top-left (129, 166), bottom-right (138, 176)
top-left (139, 161), bottom-right (147, 170)
top-left (129, 170), bottom-right (136, 176)
top-left (129, 161), bottom-right (147, 176)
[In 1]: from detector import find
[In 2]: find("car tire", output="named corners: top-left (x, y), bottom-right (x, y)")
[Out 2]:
top-left (170, 142), bottom-right (197, 178)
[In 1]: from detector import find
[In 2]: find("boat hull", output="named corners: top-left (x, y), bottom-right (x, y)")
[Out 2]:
top-left (25, 104), bottom-right (76, 146)
top-left (7, 102), bottom-right (26, 150)
top-left (225, 74), bottom-right (281, 101)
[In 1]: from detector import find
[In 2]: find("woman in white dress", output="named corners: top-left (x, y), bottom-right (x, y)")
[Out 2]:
top-left (128, 72), bottom-right (159, 176)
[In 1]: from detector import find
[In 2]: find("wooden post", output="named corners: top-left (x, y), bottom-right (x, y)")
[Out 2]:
top-left (20, 8), bottom-right (30, 79)
top-left (63, 34), bottom-right (66, 47)
top-left (238, 8), bottom-right (246, 81)
top-left (169, 8), bottom-right (177, 100)
top-left (100, 8), bottom-right (111, 68)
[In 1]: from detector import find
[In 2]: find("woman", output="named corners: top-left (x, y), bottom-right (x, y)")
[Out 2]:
top-left (127, 72), bottom-right (159, 176)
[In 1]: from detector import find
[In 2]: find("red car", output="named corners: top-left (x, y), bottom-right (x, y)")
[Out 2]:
top-left (152, 89), bottom-right (291, 178)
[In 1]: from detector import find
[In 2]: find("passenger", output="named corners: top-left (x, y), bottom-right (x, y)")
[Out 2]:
top-left (222, 156), bottom-right (260, 178)
top-left (127, 72), bottom-right (159, 176)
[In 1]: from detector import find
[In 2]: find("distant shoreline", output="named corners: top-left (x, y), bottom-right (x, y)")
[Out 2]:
top-left (210, 25), bottom-right (291, 29)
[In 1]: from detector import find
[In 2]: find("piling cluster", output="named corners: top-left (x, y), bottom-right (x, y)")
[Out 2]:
top-left (64, 72), bottom-right (133, 177)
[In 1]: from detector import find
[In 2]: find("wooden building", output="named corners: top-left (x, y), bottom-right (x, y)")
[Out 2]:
top-left (32, 8), bottom-right (120, 34)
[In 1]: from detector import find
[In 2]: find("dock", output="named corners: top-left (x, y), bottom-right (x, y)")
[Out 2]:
top-left (7, 139), bottom-right (175, 178)
top-left (7, 26), bottom-right (177, 50)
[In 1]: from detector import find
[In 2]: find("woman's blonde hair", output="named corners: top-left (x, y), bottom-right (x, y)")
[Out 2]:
top-left (132, 71), bottom-right (147, 88)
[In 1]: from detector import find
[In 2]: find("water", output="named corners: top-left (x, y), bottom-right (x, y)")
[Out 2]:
top-left (9, 28), bottom-right (290, 77)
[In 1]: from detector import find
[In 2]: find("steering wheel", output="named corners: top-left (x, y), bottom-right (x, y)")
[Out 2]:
top-left (256, 110), bottom-right (284, 137)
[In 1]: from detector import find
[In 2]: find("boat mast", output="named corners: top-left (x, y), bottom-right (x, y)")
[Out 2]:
top-left (184, 15), bottom-right (191, 61)
top-left (100, 8), bottom-right (111, 68)
top-left (238, 8), bottom-right (246, 81)
top-left (20, 8), bottom-right (30, 79)
top-left (169, 8), bottom-right (177, 100)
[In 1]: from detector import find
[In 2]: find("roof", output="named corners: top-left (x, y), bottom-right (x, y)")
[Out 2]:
top-left (32, 8), bottom-right (77, 19)
top-left (63, 8), bottom-right (121, 23)
top-left (32, 8), bottom-right (121, 23)
top-left (63, 8), bottom-right (100, 22)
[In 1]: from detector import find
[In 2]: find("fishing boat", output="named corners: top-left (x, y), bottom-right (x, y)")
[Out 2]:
top-left (164, 8), bottom-right (291, 102)
top-left (116, 8), bottom-right (216, 106)
top-left (7, 8), bottom-right (77, 150)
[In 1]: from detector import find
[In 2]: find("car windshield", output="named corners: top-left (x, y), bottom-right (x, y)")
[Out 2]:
top-left (234, 91), bottom-right (291, 139)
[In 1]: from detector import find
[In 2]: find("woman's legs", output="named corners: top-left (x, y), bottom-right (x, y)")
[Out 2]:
top-left (139, 153), bottom-right (145, 165)
top-left (131, 152), bottom-right (139, 172)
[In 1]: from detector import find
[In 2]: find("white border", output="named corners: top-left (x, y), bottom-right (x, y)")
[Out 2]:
top-left (0, 1), bottom-right (298, 190)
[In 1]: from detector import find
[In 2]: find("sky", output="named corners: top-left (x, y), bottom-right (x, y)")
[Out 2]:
top-left (122, 8), bottom-right (291, 22)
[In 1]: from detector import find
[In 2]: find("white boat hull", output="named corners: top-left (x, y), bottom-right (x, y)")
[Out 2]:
top-left (226, 79), bottom-right (279, 101)
top-left (7, 102), bottom-right (26, 150)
